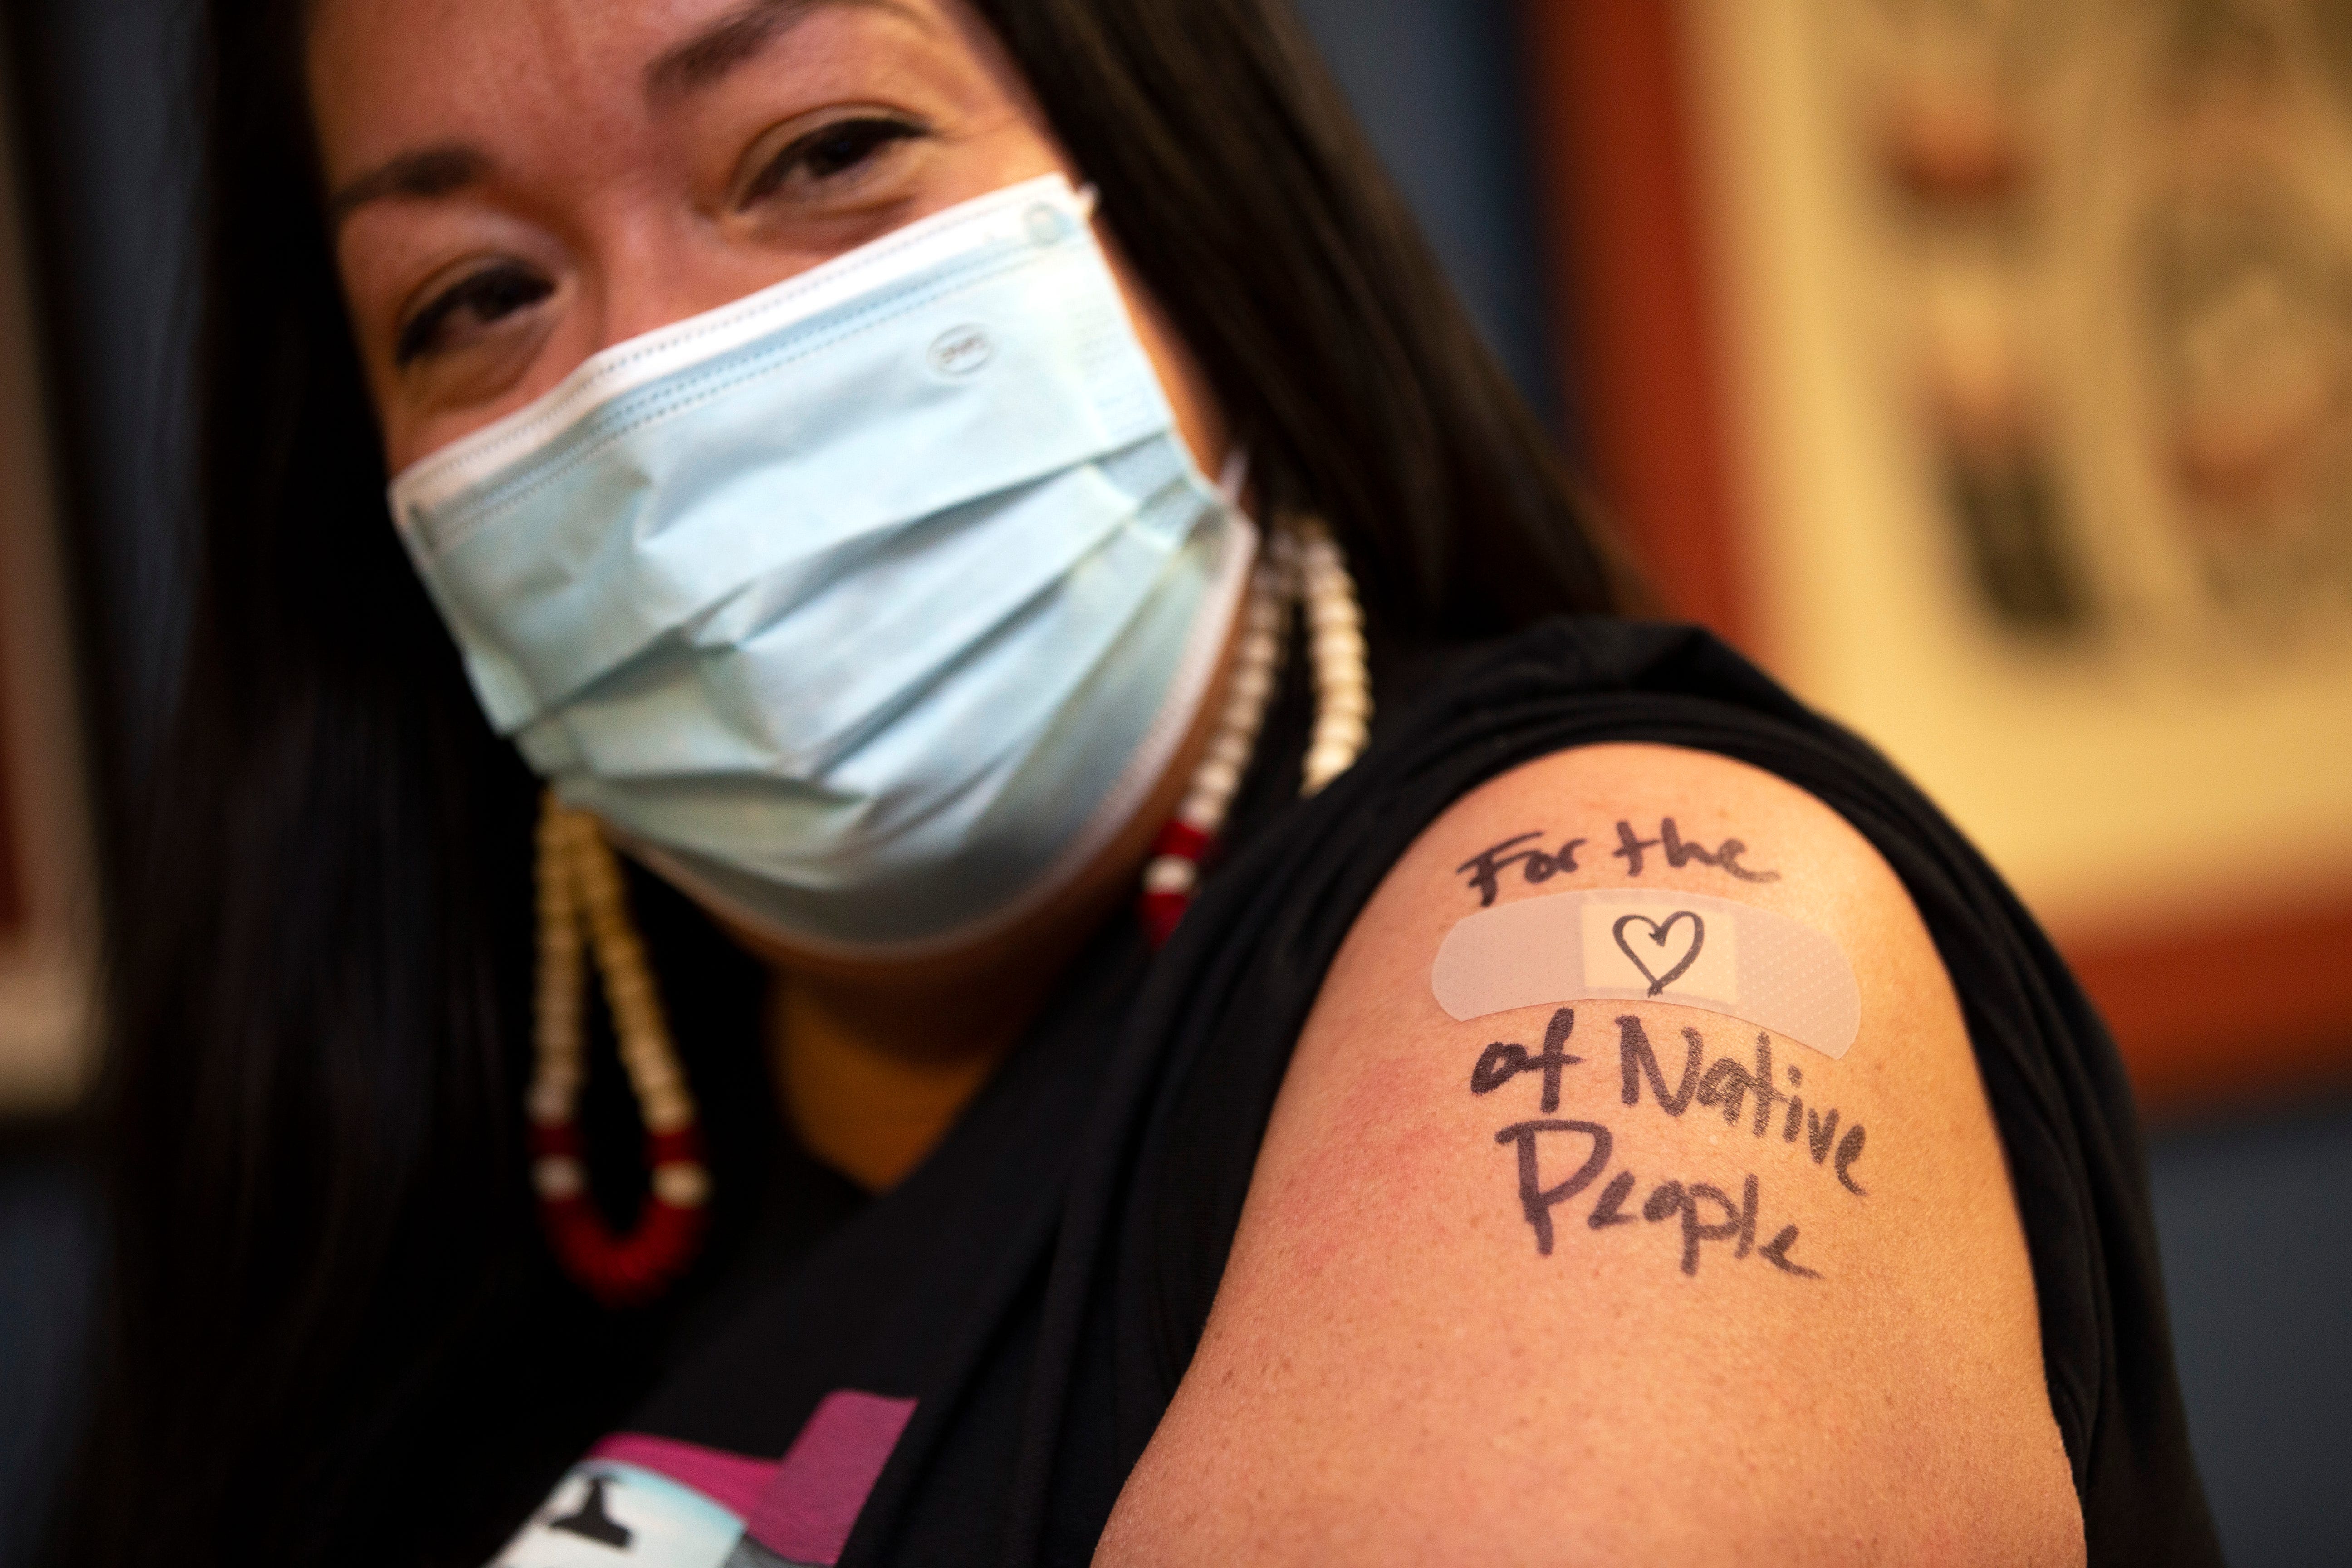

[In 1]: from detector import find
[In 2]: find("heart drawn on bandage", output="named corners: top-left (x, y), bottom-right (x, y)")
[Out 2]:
top-left (1612, 911), bottom-right (1706, 997)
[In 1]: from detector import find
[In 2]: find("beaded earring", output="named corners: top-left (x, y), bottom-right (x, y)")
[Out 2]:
top-left (526, 518), bottom-right (1369, 1301)
top-left (529, 796), bottom-right (711, 1307)
top-left (1137, 514), bottom-right (1372, 946)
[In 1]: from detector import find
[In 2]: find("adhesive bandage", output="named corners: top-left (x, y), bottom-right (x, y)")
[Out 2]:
top-left (1431, 888), bottom-right (1860, 1059)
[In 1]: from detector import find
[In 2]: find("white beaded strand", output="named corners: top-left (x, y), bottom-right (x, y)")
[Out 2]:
top-left (530, 800), bottom-right (708, 1206)
top-left (1137, 514), bottom-right (1372, 944)
top-left (1296, 517), bottom-right (1372, 796)
top-left (1202, 537), bottom-right (1297, 805)
top-left (529, 804), bottom-right (592, 1201)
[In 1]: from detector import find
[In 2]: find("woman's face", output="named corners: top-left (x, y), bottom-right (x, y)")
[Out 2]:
top-left (310, 0), bottom-right (1227, 476)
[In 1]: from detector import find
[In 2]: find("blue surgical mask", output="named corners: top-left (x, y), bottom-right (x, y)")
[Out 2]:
top-left (388, 176), bottom-right (1254, 954)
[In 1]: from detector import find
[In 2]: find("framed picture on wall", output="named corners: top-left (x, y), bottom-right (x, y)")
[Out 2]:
top-left (1533, 0), bottom-right (2352, 1109)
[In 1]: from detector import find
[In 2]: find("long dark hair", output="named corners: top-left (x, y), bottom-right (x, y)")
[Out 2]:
top-left (62, 0), bottom-right (1621, 1562)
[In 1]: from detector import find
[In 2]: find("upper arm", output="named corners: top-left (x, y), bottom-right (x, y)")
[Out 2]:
top-left (1097, 743), bottom-right (2083, 1566)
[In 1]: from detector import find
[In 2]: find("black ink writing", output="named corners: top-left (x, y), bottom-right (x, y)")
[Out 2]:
top-left (1759, 1225), bottom-right (1820, 1278)
top-left (1612, 820), bottom-right (1662, 876)
top-left (1470, 1008), bottom-right (1581, 1112)
top-left (1611, 911), bottom-right (1705, 995)
top-left (1612, 817), bottom-right (1781, 882)
top-left (1696, 1033), bottom-right (1791, 1138)
top-left (1486, 1124), bottom-right (1825, 1280)
top-left (1609, 1167), bottom-right (1818, 1279)
top-left (1588, 1169), bottom-right (1638, 1229)
top-left (1642, 1174), bottom-right (1759, 1275)
top-left (1807, 1107), bottom-right (1839, 1163)
top-left (1460, 819), bottom-right (1779, 904)
top-left (1494, 1120), bottom-right (1614, 1256)
top-left (1465, 1023), bottom-right (1845, 1280)
top-left (1834, 1122), bottom-right (1868, 1196)
top-left (1617, 1015), bottom-right (1704, 1116)
top-left (1662, 818), bottom-right (1780, 882)
top-left (1456, 832), bottom-right (1589, 907)
top-left (1617, 1019), bottom-right (1870, 1196)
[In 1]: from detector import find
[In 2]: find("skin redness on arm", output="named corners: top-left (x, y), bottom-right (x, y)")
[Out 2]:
top-left (1095, 743), bottom-right (2083, 1567)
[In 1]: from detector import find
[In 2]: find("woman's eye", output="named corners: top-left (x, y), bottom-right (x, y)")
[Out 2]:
top-left (394, 265), bottom-right (555, 366)
top-left (741, 116), bottom-right (926, 206)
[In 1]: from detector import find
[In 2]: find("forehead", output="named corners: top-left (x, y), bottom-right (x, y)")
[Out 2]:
top-left (305, 0), bottom-right (946, 178)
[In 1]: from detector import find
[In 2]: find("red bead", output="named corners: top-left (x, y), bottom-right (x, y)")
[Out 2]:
top-left (1151, 819), bottom-right (1214, 863)
top-left (648, 1126), bottom-right (705, 1166)
top-left (1139, 889), bottom-right (1190, 949)
top-left (534, 1125), bottom-right (710, 1309)
top-left (528, 1121), bottom-right (585, 1159)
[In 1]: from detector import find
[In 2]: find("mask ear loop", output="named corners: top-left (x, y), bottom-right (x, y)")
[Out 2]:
top-left (529, 795), bottom-right (711, 1308)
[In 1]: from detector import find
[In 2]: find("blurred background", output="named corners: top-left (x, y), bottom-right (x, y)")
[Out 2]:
top-left (1, 0), bottom-right (2346, 1562)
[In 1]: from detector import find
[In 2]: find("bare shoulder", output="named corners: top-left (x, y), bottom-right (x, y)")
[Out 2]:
top-left (1097, 743), bottom-right (2084, 1566)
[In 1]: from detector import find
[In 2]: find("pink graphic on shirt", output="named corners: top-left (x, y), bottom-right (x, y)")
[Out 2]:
top-left (747, 1391), bottom-right (920, 1566)
top-left (587, 1432), bottom-right (778, 1522)
top-left (577, 1392), bottom-right (917, 1567)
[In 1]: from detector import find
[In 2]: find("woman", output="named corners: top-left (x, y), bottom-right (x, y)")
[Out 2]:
top-left (62, 0), bottom-right (2214, 1563)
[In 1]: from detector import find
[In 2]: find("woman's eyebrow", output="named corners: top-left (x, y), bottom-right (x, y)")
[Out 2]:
top-left (323, 0), bottom-right (920, 231)
top-left (644, 0), bottom-right (911, 108)
top-left (326, 144), bottom-right (488, 231)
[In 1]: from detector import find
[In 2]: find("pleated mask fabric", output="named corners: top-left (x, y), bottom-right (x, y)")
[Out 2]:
top-left (389, 176), bottom-right (1253, 952)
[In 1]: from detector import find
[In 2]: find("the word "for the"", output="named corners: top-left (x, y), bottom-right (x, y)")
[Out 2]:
top-left (1456, 818), bottom-right (1781, 908)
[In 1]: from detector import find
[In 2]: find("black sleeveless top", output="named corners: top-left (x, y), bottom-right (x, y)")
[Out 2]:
top-left (491, 618), bottom-right (2219, 1568)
